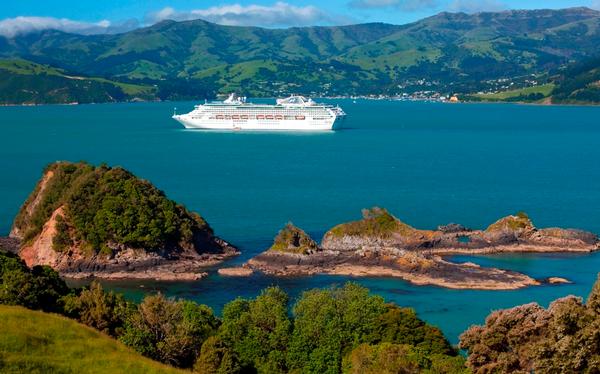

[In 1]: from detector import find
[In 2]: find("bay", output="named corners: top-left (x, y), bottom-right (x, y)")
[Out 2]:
top-left (2, 99), bottom-right (600, 343)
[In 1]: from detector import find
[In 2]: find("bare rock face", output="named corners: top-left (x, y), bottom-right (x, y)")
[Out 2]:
top-left (10, 162), bottom-right (239, 280)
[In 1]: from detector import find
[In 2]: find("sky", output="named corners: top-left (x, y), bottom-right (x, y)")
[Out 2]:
top-left (1, 0), bottom-right (599, 37)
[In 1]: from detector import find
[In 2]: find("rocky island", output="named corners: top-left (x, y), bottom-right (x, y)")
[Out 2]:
top-left (7, 162), bottom-right (238, 280)
top-left (241, 208), bottom-right (599, 290)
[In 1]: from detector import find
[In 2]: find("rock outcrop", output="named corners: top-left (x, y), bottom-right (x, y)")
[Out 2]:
top-left (9, 161), bottom-right (238, 280)
top-left (321, 209), bottom-right (598, 255)
top-left (245, 208), bottom-right (599, 290)
top-left (269, 223), bottom-right (319, 255)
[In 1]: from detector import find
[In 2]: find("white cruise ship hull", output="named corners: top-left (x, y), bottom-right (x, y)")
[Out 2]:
top-left (173, 114), bottom-right (337, 131)
top-left (172, 95), bottom-right (344, 131)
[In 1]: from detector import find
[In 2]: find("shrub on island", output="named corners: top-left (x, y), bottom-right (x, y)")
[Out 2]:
top-left (269, 223), bottom-right (319, 254)
top-left (327, 207), bottom-right (416, 239)
top-left (12, 161), bottom-right (230, 257)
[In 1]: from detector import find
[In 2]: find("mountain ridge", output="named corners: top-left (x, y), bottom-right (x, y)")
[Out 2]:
top-left (1, 7), bottom-right (600, 103)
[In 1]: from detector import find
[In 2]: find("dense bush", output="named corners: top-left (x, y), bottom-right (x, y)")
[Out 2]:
top-left (203, 283), bottom-right (464, 374)
top-left (460, 274), bottom-right (600, 373)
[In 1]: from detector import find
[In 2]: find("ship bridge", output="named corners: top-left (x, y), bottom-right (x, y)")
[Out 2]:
top-left (277, 96), bottom-right (316, 107)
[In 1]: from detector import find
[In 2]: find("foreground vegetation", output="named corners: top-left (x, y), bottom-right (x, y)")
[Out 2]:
top-left (5, 233), bottom-right (600, 372)
top-left (0, 249), bottom-right (466, 373)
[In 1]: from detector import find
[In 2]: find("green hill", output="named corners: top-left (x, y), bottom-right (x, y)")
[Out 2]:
top-left (469, 55), bottom-right (600, 104)
top-left (0, 59), bottom-right (156, 104)
top-left (1, 7), bottom-right (600, 102)
top-left (0, 305), bottom-right (183, 373)
top-left (551, 56), bottom-right (600, 104)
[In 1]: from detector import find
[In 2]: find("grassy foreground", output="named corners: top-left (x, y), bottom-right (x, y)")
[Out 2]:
top-left (0, 305), bottom-right (183, 374)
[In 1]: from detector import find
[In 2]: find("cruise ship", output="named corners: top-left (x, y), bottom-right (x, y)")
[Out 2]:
top-left (172, 94), bottom-right (345, 131)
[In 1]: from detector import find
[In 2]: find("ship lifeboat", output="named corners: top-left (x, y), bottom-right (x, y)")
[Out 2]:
top-left (241, 115), bottom-right (249, 120)
top-left (232, 115), bottom-right (240, 120)
top-left (295, 115), bottom-right (306, 120)
top-left (216, 115), bottom-right (224, 119)
top-left (266, 115), bottom-right (274, 120)
top-left (257, 115), bottom-right (265, 120)
top-left (275, 115), bottom-right (283, 120)
top-left (225, 115), bottom-right (232, 120)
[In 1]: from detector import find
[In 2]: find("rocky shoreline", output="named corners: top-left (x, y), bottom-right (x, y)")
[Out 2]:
top-left (236, 209), bottom-right (599, 290)
top-left (3, 235), bottom-right (239, 281)
top-left (246, 250), bottom-right (541, 290)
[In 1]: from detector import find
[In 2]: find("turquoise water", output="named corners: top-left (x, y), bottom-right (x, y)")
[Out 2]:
top-left (2, 100), bottom-right (600, 343)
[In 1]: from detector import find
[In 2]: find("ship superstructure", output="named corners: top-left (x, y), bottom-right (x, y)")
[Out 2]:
top-left (172, 94), bottom-right (344, 131)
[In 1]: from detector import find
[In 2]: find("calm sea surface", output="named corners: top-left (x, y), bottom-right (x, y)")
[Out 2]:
top-left (2, 99), bottom-right (600, 343)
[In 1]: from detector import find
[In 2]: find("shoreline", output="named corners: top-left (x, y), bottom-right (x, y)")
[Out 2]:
top-left (2, 98), bottom-right (599, 108)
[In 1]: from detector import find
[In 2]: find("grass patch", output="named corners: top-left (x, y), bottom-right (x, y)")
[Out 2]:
top-left (328, 207), bottom-right (415, 239)
top-left (0, 305), bottom-right (183, 374)
top-left (475, 83), bottom-right (555, 100)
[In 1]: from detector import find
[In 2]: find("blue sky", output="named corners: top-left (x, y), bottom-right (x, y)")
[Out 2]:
top-left (1, 0), bottom-right (599, 37)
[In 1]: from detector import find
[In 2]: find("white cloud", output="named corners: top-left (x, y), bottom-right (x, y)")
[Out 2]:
top-left (448, 0), bottom-right (507, 13)
top-left (349, 0), bottom-right (439, 11)
top-left (146, 2), bottom-right (344, 27)
top-left (0, 16), bottom-right (139, 38)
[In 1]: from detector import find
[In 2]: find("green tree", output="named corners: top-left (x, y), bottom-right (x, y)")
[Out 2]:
top-left (62, 281), bottom-right (134, 336)
top-left (120, 294), bottom-right (218, 368)
top-left (194, 336), bottom-right (241, 374)
top-left (287, 283), bottom-right (387, 373)
top-left (218, 287), bottom-right (292, 373)
top-left (367, 304), bottom-right (455, 356)
top-left (343, 343), bottom-right (420, 374)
